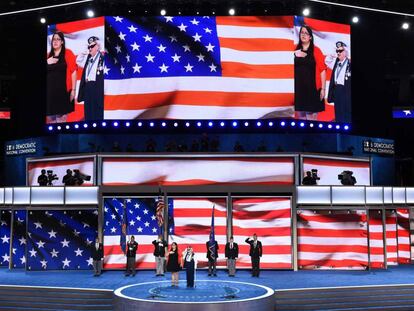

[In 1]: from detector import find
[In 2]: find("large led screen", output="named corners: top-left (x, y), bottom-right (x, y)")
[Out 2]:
top-left (46, 16), bottom-right (351, 124)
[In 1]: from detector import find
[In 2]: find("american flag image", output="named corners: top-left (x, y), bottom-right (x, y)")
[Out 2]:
top-left (232, 197), bottom-right (292, 269)
top-left (103, 198), bottom-right (173, 269)
top-left (104, 15), bottom-right (295, 119)
top-left (297, 210), bottom-right (368, 270)
top-left (11, 210), bottom-right (27, 269)
top-left (385, 211), bottom-right (398, 266)
top-left (26, 210), bottom-right (98, 271)
top-left (368, 210), bottom-right (385, 269)
top-left (397, 209), bottom-right (411, 264)
top-left (156, 195), bottom-right (165, 228)
top-left (0, 210), bottom-right (12, 267)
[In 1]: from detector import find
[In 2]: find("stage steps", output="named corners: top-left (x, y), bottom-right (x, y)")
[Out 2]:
top-left (275, 284), bottom-right (414, 311)
top-left (0, 285), bottom-right (113, 311)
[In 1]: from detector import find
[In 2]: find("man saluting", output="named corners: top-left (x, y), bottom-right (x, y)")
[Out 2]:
top-left (245, 234), bottom-right (262, 277)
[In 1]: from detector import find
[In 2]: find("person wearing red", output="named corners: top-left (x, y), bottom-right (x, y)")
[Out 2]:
top-left (294, 25), bottom-right (327, 120)
top-left (46, 31), bottom-right (77, 123)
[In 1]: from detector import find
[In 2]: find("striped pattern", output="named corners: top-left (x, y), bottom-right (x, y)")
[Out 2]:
top-left (297, 210), bottom-right (368, 270)
top-left (104, 16), bottom-right (295, 119)
top-left (397, 209), bottom-right (411, 264)
top-left (101, 156), bottom-right (295, 186)
top-left (385, 211), bottom-right (398, 266)
top-left (169, 198), bottom-right (227, 268)
top-left (368, 210), bottom-right (385, 269)
top-left (232, 197), bottom-right (292, 269)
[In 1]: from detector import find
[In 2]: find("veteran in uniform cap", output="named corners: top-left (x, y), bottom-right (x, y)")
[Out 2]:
top-left (77, 36), bottom-right (105, 121)
top-left (325, 41), bottom-right (351, 123)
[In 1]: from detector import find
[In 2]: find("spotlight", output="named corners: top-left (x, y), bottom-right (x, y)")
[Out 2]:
top-left (149, 122), bottom-right (154, 127)
top-left (268, 121), bottom-right (273, 126)
top-left (280, 121), bottom-right (286, 127)
top-left (92, 123), bottom-right (97, 128)
top-left (125, 122), bottom-right (130, 127)
top-left (291, 121), bottom-right (296, 126)
top-left (402, 22), bottom-right (409, 30)
top-left (161, 122), bottom-right (166, 127)
top-left (113, 121), bottom-right (119, 127)
top-left (74, 124), bottom-right (79, 129)
top-left (220, 121), bottom-right (225, 127)
top-left (300, 122), bottom-right (305, 127)
top-left (229, 8), bottom-right (235, 15)
top-left (185, 122), bottom-right (190, 127)
top-left (208, 121), bottom-right (213, 127)
top-left (160, 9), bottom-right (166, 16)
top-left (197, 122), bottom-right (202, 127)
top-left (328, 124), bottom-right (333, 129)
top-left (344, 125), bottom-right (349, 130)
top-left (83, 123), bottom-right (88, 128)
top-left (256, 121), bottom-right (262, 127)
top-left (352, 16), bottom-right (359, 23)
top-left (303, 8), bottom-right (310, 16)
top-left (48, 126), bottom-right (53, 131)
top-left (232, 121), bottom-right (238, 127)
top-left (138, 122), bottom-right (142, 127)
top-left (212, 11), bottom-right (216, 15)
top-left (336, 125), bottom-right (340, 129)
top-left (65, 125), bottom-right (70, 129)
top-left (196, 11), bottom-right (199, 15)
top-left (173, 122), bottom-right (178, 127)
top-left (244, 122), bottom-right (249, 127)
top-left (318, 123), bottom-right (323, 128)
top-left (102, 122), bottom-right (107, 127)
top-left (87, 9), bottom-right (94, 17)
top-left (178, 11), bottom-right (181, 15)
top-left (309, 123), bottom-right (314, 128)
top-left (40, 17), bottom-right (46, 24)
top-left (57, 126), bottom-right (61, 130)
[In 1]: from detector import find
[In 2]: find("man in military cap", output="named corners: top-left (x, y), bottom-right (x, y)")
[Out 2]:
top-left (325, 41), bottom-right (351, 123)
top-left (77, 36), bottom-right (104, 121)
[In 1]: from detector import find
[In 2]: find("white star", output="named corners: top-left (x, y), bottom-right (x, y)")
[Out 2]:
top-left (184, 63), bottom-right (194, 72)
top-left (82, 222), bottom-right (90, 228)
top-left (120, 66), bottom-right (125, 75)
top-left (165, 16), bottom-right (174, 22)
top-left (74, 248), bottom-right (84, 256)
top-left (137, 227), bottom-right (143, 232)
top-left (126, 54), bottom-right (131, 63)
top-left (169, 35), bottom-right (177, 42)
top-left (104, 66), bottom-right (110, 75)
top-left (104, 207), bottom-right (108, 213)
top-left (209, 63), bottom-right (217, 72)
top-left (157, 44), bottom-right (167, 53)
top-left (151, 215), bottom-right (156, 220)
top-left (143, 209), bottom-right (149, 214)
top-left (190, 18), bottom-right (200, 25)
top-left (48, 230), bottom-right (57, 238)
top-left (73, 229), bottom-right (80, 237)
top-left (111, 227), bottom-right (117, 233)
top-left (105, 221), bottom-right (109, 226)
top-left (20, 256), bottom-right (26, 264)
top-left (130, 42), bottom-right (140, 51)
top-left (129, 209), bottom-right (133, 215)
top-left (61, 239), bottom-right (70, 248)
top-left (1, 235), bottom-right (9, 244)
top-left (128, 24), bottom-right (137, 32)
top-left (172, 54), bottom-right (181, 62)
top-left (29, 249), bottom-right (37, 257)
top-left (18, 237), bottom-right (26, 245)
top-left (403, 110), bottom-right (412, 115)
top-left (12, 248), bottom-right (16, 255)
top-left (152, 227), bottom-right (158, 233)
top-left (115, 45), bottom-right (122, 53)
top-left (86, 238), bottom-right (93, 246)
top-left (133, 63), bottom-right (142, 73)
top-left (144, 221), bottom-right (150, 227)
top-left (34, 222), bottom-right (43, 229)
top-left (126, 199), bottom-right (132, 203)
top-left (136, 216), bottom-right (141, 221)
top-left (114, 16), bottom-right (123, 22)
top-left (206, 43), bottom-right (215, 52)
top-left (196, 53), bottom-right (205, 62)
top-left (2, 254), bottom-right (9, 263)
top-left (40, 259), bottom-right (47, 269)
top-left (118, 32), bottom-right (126, 41)
top-left (50, 249), bottom-right (59, 258)
top-left (204, 27), bottom-right (212, 34)
top-left (134, 203), bottom-right (140, 209)
top-left (0, 220), bottom-right (6, 226)
top-left (86, 257), bottom-right (93, 266)
top-left (143, 34), bottom-right (153, 42)
top-left (183, 45), bottom-right (191, 52)
top-left (36, 240), bottom-right (45, 248)
top-left (17, 217), bottom-right (24, 224)
top-left (159, 63), bottom-right (169, 73)
top-left (62, 258), bottom-right (71, 268)
top-left (192, 33), bottom-right (202, 42)
top-left (145, 53), bottom-right (155, 62)
top-left (111, 214), bottom-right (116, 220)
top-left (129, 220), bottom-right (136, 226)
top-left (178, 23), bottom-right (187, 32)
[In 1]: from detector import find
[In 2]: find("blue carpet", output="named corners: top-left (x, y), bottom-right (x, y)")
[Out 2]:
top-left (1, 266), bottom-right (414, 291)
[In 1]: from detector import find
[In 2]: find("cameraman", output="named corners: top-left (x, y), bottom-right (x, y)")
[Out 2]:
top-left (339, 171), bottom-right (357, 186)
top-left (62, 169), bottom-right (75, 186)
top-left (302, 170), bottom-right (318, 185)
top-left (37, 169), bottom-right (48, 186)
top-left (46, 170), bottom-right (59, 186)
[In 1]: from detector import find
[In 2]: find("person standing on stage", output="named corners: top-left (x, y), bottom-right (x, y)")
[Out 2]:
top-left (91, 237), bottom-right (103, 276)
top-left (225, 236), bottom-right (239, 277)
top-left (166, 242), bottom-right (182, 287)
top-left (326, 41), bottom-right (351, 123)
top-left (77, 36), bottom-right (104, 121)
top-left (125, 235), bottom-right (138, 276)
top-left (152, 234), bottom-right (167, 276)
top-left (182, 245), bottom-right (197, 288)
top-left (206, 238), bottom-right (219, 276)
top-left (245, 234), bottom-right (262, 277)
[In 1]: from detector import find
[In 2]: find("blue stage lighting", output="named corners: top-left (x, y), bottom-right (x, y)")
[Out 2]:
top-left (309, 123), bottom-right (314, 128)
top-left (344, 125), bottom-right (349, 130)
top-left (162, 122), bottom-right (167, 127)
top-left (149, 122), bottom-right (154, 127)
top-left (318, 123), bottom-right (323, 128)
top-left (102, 121), bottom-right (107, 127)
top-left (208, 121), bottom-right (213, 127)
top-left (92, 123), bottom-right (97, 128)
top-left (197, 122), bottom-right (202, 127)
top-left (138, 122), bottom-right (142, 127)
top-left (125, 122), bottom-right (131, 127)
top-left (173, 122), bottom-right (178, 127)
top-left (220, 121), bottom-right (225, 127)
top-left (185, 122), bottom-right (190, 127)
top-left (257, 121), bottom-right (262, 127)
top-left (300, 122), bottom-right (305, 127)
top-left (328, 124), bottom-right (333, 129)
top-left (232, 121), bottom-right (238, 127)
top-left (244, 121), bottom-right (249, 127)
top-left (268, 121), bottom-right (273, 126)
top-left (291, 121), bottom-right (296, 126)
top-left (57, 126), bottom-right (62, 130)
top-left (74, 124), bottom-right (79, 129)
top-left (280, 121), bottom-right (286, 126)
top-left (65, 125), bottom-right (70, 129)
top-left (113, 121), bottom-right (119, 127)
top-left (83, 123), bottom-right (88, 128)
top-left (335, 125), bottom-right (340, 129)
top-left (48, 126), bottom-right (53, 131)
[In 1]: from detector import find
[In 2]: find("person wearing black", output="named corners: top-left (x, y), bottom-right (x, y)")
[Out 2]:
top-left (206, 239), bottom-right (218, 276)
top-left (91, 237), bottom-right (103, 276)
top-left (166, 242), bottom-right (182, 287)
top-left (62, 169), bottom-right (75, 186)
top-left (182, 245), bottom-right (197, 288)
top-left (152, 234), bottom-right (167, 276)
top-left (225, 236), bottom-right (239, 277)
top-left (245, 234), bottom-right (262, 277)
top-left (77, 36), bottom-right (104, 121)
top-left (37, 169), bottom-right (48, 186)
top-left (302, 171), bottom-right (317, 185)
top-left (125, 235), bottom-right (138, 276)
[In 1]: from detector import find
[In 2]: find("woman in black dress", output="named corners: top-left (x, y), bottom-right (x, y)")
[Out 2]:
top-left (294, 25), bottom-right (327, 120)
top-left (166, 242), bottom-right (182, 286)
top-left (46, 31), bottom-right (77, 123)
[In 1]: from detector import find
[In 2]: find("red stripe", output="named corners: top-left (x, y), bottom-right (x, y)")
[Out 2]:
top-left (303, 158), bottom-right (370, 168)
top-left (304, 17), bottom-right (351, 34)
top-left (28, 158), bottom-right (94, 170)
top-left (216, 16), bottom-right (293, 28)
top-left (370, 248), bottom-right (385, 255)
top-left (298, 228), bottom-right (367, 238)
top-left (104, 92), bottom-right (294, 109)
top-left (174, 209), bottom-right (227, 218)
top-left (102, 157), bottom-right (294, 163)
top-left (369, 232), bottom-right (384, 239)
top-left (237, 262), bottom-right (292, 269)
top-left (220, 38), bottom-right (294, 51)
top-left (299, 259), bottom-right (367, 268)
top-left (222, 63), bottom-right (294, 79)
top-left (233, 209), bottom-right (291, 220)
top-left (175, 226), bottom-right (227, 235)
top-left (56, 17), bottom-right (104, 33)
top-left (103, 262), bottom-right (155, 269)
top-left (238, 245), bottom-right (291, 254)
top-left (298, 245), bottom-right (368, 253)
top-left (233, 227), bottom-right (291, 236)
top-left (298, 214), bottom-right (367, 223)
top-left (233, 198), bottom-right (291, 204)
top-left (103, 180), bottom-right (294, 186)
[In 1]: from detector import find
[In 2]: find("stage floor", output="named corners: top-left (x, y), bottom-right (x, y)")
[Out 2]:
top-left (1, 266), bottom-right (414, 291)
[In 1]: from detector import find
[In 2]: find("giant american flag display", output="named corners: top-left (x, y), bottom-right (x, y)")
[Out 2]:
top-left (0, 210), bottom-right (12, 267)
top-left (368, 210), bottom-right (385, 269)
top-left (11, 210), bottom-right (27, 269)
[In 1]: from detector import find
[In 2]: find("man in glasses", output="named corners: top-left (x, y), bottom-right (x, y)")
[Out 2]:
top-left (325, 41), bottom-right (351, 123)
top-left (77, 36), bottom-right (104, 121)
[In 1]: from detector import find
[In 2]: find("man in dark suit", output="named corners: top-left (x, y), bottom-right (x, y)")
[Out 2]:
top-left (206, 238), bottom-right (219, 276)
top-left (152, 234), bottom-right (167, 276)
top-left (245, 234), bottom-right (262, 277)
top-left (225, 236), bottom-right (238, 276)
top-left (91, 237), bottom-right (103, 276)
top-left (326, 41), bottom-right (351, 123)
top-left (125, 235), bottom-right (138, 276)
top-left (77, 36), bottom-right (104, 121)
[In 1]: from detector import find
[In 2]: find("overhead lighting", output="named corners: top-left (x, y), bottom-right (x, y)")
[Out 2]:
top-left (229, 8), bottom-right (235, 16)
top-left (160, 9), bottom-right (166, 16)
top-left (402, 22), bottom-right (410, 30)
top-left (40, 17), bottom-right (46, 24)
top-left (86, 9), bottom-right (94, 17)
top-left (303, 8), bottom-right (310, 16)
top-left (352, 16), bottom-right (359, 23)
